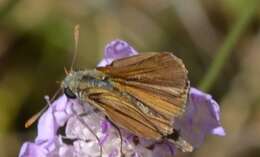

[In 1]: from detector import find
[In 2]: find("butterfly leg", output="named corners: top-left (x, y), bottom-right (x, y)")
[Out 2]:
top-left (105, 116), bottom-right (125, 157)
top-left (71, 107), bottom-right (103, 157)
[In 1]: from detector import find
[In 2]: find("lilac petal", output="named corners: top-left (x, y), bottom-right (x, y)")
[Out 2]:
top-left (58, 145), bottom-right (75, 157)
top-left (210, 98), bottom-right (226, 136)
top-left (19, 142), bottom-right (47, 157)
top-left (99, 120), bottom-right (110, 145)
top-left (99, 132), bottom-right (109, 146)
top-left (74, 140), bottom-right (101, 157)
top-left (52, 95), bottom-right (68, 111)
top-left (98, 39), bottom-right (137, 66)
top-left (132, 152), bottom-right (140, 157)
top-left (212, 127), bottom-right (226, 136)
top-left (52, 95), bottom-right (78, 126)
top-left (175, 88), bottom-right (225, 147)
top-left (104, 39), bottom-right (137, 58)
top-left (19, 95), bottom-right (73, 157)
top-left (35, 105), bottom-right (57, 143)
top-left (100, 119), bottom-right (110, 134)
top-left (108, 148), bottom-right (119, 157)
top-left (152, 142), bottom-right (175, 157)
top-left (35, 95), bottom-right (68, 143)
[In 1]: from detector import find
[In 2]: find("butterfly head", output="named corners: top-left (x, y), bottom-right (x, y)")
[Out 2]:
top-left (61, 71), bottom-right (83, 99)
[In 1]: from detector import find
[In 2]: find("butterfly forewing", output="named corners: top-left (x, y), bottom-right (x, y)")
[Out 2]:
top-left (96, 52), bottom-right (189, 122)
top-left (97, 52), bottom-right (188, 87)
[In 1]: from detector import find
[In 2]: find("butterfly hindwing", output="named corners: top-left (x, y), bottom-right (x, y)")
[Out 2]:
top-left (85, 87), bottom-right (172, 139)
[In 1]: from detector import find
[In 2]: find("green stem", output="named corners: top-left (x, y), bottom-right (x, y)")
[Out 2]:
top-left (199, 0), bottom-right (258, 92)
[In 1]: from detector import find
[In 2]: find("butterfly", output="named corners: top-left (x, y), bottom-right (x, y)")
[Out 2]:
top-left (25, 25), bottom-right (193, 155)
top-left (62, 52), bottom-right (193, 152)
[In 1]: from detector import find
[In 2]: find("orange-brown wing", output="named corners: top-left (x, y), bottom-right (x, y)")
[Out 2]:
top-left (85, 88), bottom-right (172, 139)
top-left (96, 52), bottom-right (189, 120)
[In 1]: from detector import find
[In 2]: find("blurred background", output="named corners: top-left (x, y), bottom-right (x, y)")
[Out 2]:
top-left (0, 0), bottom-right (260, 156)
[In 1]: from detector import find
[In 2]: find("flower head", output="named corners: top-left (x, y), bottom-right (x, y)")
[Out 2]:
top-left (19, 39), bottom-right (225, 157)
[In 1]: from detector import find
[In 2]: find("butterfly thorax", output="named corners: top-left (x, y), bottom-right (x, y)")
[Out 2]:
top-left (62, 69), bottom-right (113, 98)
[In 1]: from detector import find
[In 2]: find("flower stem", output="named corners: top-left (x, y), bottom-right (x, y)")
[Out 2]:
top-left (199, 0), bottom-right (258, 92)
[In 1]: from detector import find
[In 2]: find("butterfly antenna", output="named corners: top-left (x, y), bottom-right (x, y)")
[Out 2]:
top-left (70, 24), bottom-right (80, 72)
top-left (25, 25), bottom-right (79, 128)
top-left (24, 88), bottom-right (62, 128)
top-left (25, 105), bottom-right (48, 128)
top-left (50, 88), bottom-right (62, 102)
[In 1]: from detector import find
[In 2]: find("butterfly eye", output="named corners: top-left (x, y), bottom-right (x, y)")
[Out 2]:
top-left (64, 88), bottom-right (77, 99)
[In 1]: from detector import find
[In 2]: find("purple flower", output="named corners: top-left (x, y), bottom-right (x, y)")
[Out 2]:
top-left (19, 39), bottom-right (225, 157)
top-left (98, 39), bottom-right (138, 67)
top-left (175, 88), bottom-right (225, 148)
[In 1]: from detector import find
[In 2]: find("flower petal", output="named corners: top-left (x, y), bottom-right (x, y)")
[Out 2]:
top-left (108, 148), bottom-right (119, 157)
top-left (98, 39), bottom-right (137, 66)
top-left (175, 88), bottom-right (225, 147)
top-left (35, 104), bottom-right (57, 143)
top-left (35, 95), bottom-right (70, 143)
top-left (19, 142), bottom-right (47, 157)
top-left (212, 127), bottom-right (226, 136)
top-left (152, 142), bottom-right (175, 157)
